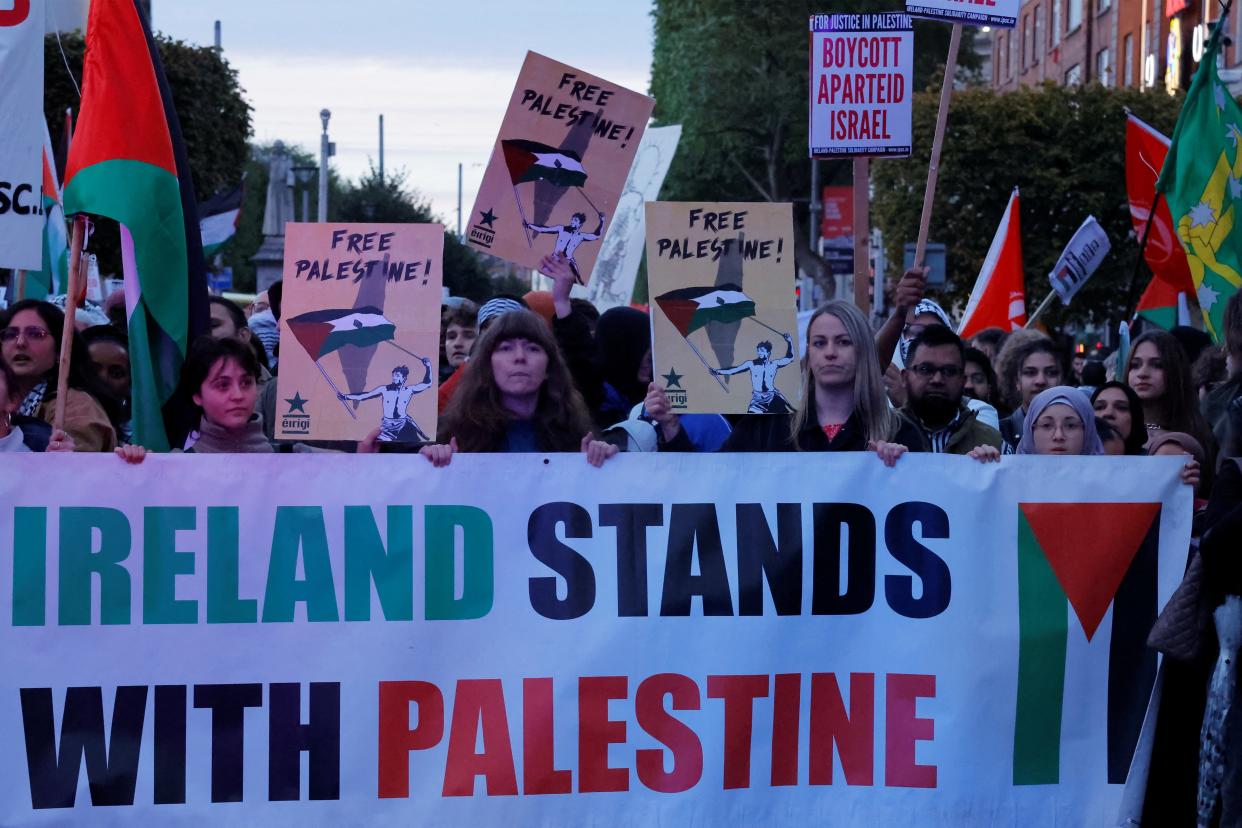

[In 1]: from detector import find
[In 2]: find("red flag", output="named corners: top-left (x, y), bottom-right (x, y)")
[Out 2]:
top-left (1125, 114), bottom-right (1195, 299)
top-left (959, 187), bottom-right (1026, 339)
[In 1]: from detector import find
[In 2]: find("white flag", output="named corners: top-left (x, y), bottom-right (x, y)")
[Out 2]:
top-left (1048, 215), bottom-right (1110, 305)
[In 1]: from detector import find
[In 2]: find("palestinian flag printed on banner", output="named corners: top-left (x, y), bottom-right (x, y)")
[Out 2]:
top-left (501, 139), bottom-right (588, 187)
top-left (654, 284), bottom-right (757, 337)
top-left (286, 307), bottom-right (398, 361)
top-left (62, 0), bottom-right (209, 451)
top-left (1013, 502), bottom-right (1162, 786)
top-left (199, 183), bottom-right (243, 259)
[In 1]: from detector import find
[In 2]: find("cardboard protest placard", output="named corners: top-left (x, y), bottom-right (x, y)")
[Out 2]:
top-left (907, 0), bottom-right (1018, 29)
top-left (572, 124), bottom-right (681, 311)
top-left (0, 0), bottom-right (45, 271)
top-left (275, 223), bottom-right (444, 443)
top-left (647, 202), bottom-right (801, 415)
top-left (1049, 215), bottom-right (1110, 304)
top-left (809, 13), bottom-right (913, 158)
top-left (467, 51), bottom-right (655, 285)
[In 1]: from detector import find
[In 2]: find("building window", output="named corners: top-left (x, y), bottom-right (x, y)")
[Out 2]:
top-left (1011, 30), bottom-right (1020, 77)
top-left (1124, 34), bottom-right (1134, 85)
top-left (1098, 48), bottom-right (1112, 85)
top-left (1068, 0), bottom-right (1082, 31)
top-left (1022, 15), bottom-right (1029, 69)
top-left (1034, 6), bottom-right (1044, 64)
top-left (1052, 0), bottom-right (1062, 46)
top-left (1066, 63), bottom-right (1083, 85)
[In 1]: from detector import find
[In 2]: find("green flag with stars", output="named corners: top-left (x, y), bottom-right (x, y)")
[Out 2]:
top-left (1157, 18), bottom-right (1242, 342)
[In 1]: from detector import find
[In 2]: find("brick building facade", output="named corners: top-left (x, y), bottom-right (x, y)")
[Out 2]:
top-left (989, 0), bottom-right (1242, 94)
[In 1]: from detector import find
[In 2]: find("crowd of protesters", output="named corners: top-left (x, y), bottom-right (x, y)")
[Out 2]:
top-left (5, 256), bottom-right (1242, 820)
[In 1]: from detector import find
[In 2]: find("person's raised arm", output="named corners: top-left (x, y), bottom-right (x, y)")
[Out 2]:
top-left (875, 266), bottom-right (927, 369)
top-left (524, 221), bottom-right (556, 235)
top-left (582, 211), bottom-right (606, 241)
top-left (774, 332), bottom-right (795, 367)
top-left (410, 357), bottom-right (433, 392)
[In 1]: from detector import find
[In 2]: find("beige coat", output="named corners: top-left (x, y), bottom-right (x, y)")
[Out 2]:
top-left (36, 388), bottom-right (117, 452)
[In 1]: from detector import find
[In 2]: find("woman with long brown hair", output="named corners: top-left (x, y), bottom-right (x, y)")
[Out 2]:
top-left (1128, 330), bottom-right (1216, 453)
top-left (420, 309), bottom-right (618, 466)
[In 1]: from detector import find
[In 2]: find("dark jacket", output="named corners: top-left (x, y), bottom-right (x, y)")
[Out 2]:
top-left (900, 401), bottom-right (1002, 455)
top-left (999, 406), bottom-right (1025, 454)
top-left (663, 403), bottom-right (929, 453)
top-left (1203, 374), bottom-right (1242, 454)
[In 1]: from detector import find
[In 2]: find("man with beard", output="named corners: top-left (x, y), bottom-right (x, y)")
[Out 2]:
top-left (899, 326), bottom-right (1001, 454)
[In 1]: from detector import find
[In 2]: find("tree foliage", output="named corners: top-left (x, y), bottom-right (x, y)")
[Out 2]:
top-left (650, 0), bottom-right (977, 293)
top-left (41, 32), bottom-right (252, 285)
top-left (44, 32), bottom-right (252, 201)
top-left (871, 83), bottom-right (1184, 329)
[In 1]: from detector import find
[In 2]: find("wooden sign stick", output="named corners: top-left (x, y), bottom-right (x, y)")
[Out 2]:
top-left (853, 157), bottom-right (871, 316)
top-left (52, 215), bottom-right (86, 433)
top-left (913, 24), bottom-right (962, 270)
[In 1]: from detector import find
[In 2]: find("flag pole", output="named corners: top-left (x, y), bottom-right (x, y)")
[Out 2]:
top-left (53, 216), bottom-right (86, 433)
top-left (512, 186), bottom-right (534, 249)
top-left (13, 270), bottom-right (25, 302)
top-left (1024, 291), bottom-right (1057, 329)
top-left (913, 24), bottom-right (963, 271)
top-left (853, 157), bottom-right (871, 315)
top-left (746, 316), bottom-right (791, 338)
top-left (1125, 191), bottom-right (1164, 321)
top-left (685, 337), bottom-right (729, 391)
top-left (313, 360), bottom-right (358, 419)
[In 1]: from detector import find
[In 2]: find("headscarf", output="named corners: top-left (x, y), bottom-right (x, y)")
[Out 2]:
top-left (247, 309), bottom-right (280, 367)
top-left (477, 298), bottom-right (525, 329)
top-left (595, 306), bottom-right (650, 407)
top-left (898, 298), bottom-right (953, 365)
top-left (1017, 385), bottom-right (1105, 455)
top-left (1147, 430), bottom-right (1206, 465)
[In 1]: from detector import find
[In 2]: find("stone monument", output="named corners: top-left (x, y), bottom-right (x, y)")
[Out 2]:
top-left (250, 142), bottom-right (296, 291)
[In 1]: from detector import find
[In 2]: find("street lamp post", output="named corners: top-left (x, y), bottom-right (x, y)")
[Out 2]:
top-left (318, 109), bottom-right (333, 222)
top-left (292, 165), bottom-right (316, 222)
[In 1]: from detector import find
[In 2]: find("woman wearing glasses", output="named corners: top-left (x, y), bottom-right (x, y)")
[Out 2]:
top-left (0, 300), bottom-right (118, 452)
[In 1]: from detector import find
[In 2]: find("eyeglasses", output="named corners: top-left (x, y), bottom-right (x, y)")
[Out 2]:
top-left (0, 326), bottom-right (51, 343)
top-left (1033, 419), bottom-right (1083, 435)
top-left (909, 363), bottom-right (962, 378)
top-left (965, 372), bottom-right (988, 385)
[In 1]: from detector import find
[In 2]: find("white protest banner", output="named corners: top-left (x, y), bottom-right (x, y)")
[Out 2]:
top-left (0, 0), bottom-right (45, 270)
top-left (907, 0), bottom-right (1019, 29)
top-left (809, 13), bottom-right (913, 158)
top-left (0, 454), bottom-right (1189, 825)
top-left (572, 124), bottom-right (682, 311)
top-left (1049, 215), bottom-right (1111, 305)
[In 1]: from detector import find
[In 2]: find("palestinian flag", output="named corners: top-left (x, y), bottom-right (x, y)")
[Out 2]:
top-left (63, 0), bottom-right (209, 452)
top-left (286, 306), bottom-right (397, 361)
top-left (655, 283), bottom-right (756, 337)
top-left (501, 139), bottom-right (587, 187)
top-left (199, 183), bottom-right (243, 259)
top-left (22, 122), bottom-right (70, 301)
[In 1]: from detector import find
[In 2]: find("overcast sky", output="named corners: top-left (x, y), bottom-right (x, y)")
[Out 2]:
top-left (148, 1), bottom-right (655, 229)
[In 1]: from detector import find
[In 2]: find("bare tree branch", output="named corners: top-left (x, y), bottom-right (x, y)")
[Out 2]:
top-left (730, 154), bottom-right (774, 202)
